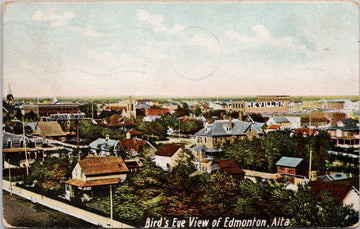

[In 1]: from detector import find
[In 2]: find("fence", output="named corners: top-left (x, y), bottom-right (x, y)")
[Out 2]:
top-left (2, 179), bottom-right (133, 228)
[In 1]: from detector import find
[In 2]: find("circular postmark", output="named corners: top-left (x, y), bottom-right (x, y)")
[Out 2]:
top-left (169, 26), bottom-right (222, 81)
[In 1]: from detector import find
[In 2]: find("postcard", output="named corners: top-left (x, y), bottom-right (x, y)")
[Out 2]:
top-left (2, 1), bottom-right (359, 228)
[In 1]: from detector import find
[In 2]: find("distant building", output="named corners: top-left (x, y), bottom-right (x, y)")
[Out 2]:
top-left (195, 119), bottom-right (265, 149)
top-left (327, 118), bottom-right (359, 149)
top-left (125, 96), bottom-right (136, 120)
top-left (34, 121), bottom-right (69, 140)
top-left (24, 104), bottom-right (80, 117)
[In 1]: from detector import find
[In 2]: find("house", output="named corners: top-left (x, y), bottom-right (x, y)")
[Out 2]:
top-left (126, 130), bottom-right (144, 139)
top-left (120, 137), bottom-right (157, 158)
top-left (317, 172), bottom-right (348, 183)
top-left (145, 108), bottom-right (171, 118)
top-left (152, 144), bottom-right (183, 171)
top-left (143, 115), bottom-right (161, 122)
top-left (291, 128), bottom-right (319, 137)
top-left (310, 181), bottom-right (360, 212)
top-left (275, 156), bottom-right (308, 184)
top-left (326, 118), bottom-right (359, 149)
top-left (301, 110), bottom-right (330, 127)
top-left (2, 132), bottom-right (44, 168)
top-left (195, 118), bottom-right (264, 149)
top-left (34, 121), bottom-right (69, 140)
top-left (89, 136), bottom-right (121, 157)
top-left (266, 124), bottom-right (284, 133)
top-left (105, 114), bottom-right (138, 132)
top-left (213, 159), bottom-right (245, 178)
top-left (65, 156), bottom-right (129, 200)
top-left (266, 117), bottom-right (291, 128)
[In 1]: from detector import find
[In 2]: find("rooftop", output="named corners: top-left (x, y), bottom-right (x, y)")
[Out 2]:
top-left (275, 156), bottom-right (304, 168)
top-left (155, 144), bottom-right (181, 157)
top-left (78, 156), bottom-right (128, 176)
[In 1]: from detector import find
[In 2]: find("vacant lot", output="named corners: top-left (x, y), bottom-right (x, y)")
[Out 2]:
top-left (3, 191), bottom-right (98, 228)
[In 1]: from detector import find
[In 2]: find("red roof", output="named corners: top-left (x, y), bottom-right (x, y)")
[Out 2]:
top-left (106, 114), bottom-right (137, 127)
top-left (147, 108), bottom-right (171, 117)
top-left (65, 178), bottom-right (123, 187)
top-left (293, 128), bottom-right (317, 136)
top-left (79, 156), bottom-right (128, 176)
top-left (215, 159), bottom-right (245, 175)
top-left (129, 130), bottom-right (144, 135)
top-left (125, 160), bottom-right (143, 169)
top-left (309, 181), bottom-right (352, 203)
top-left (155, 144), bottom-right (181, 157)
top-left (120, 138), bottom-right (147, 152)
top-left (268, 124), bottom-right (282, 130)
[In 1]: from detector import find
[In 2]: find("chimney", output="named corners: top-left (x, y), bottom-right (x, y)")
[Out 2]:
top-left (228, 116), bottom-right (232, 131)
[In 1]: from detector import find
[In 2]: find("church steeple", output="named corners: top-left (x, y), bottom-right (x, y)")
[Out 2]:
top-left (6, 83), bottom-right (14, 105)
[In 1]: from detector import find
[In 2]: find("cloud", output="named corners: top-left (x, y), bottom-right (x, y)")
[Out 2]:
top-left (189, 33), bottom-right (222, 53)
top-left (32, 8), bottom-right (75, 28)
top-left (87, 50), bottom-right (142, 73)
top-left (137, 10), bottom-right (184, 35)
top-left (140, 45), bottom-right (169, 60)
top-left (226, 24), bottom-right (307, 51)
top-left (72, 26), bottom-right (100, 37)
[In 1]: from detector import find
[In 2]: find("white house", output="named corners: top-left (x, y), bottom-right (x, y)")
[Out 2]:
top-left (152, 144), bottom-right (183, 171)
top-left (65, 156), bottom-right (129, 200)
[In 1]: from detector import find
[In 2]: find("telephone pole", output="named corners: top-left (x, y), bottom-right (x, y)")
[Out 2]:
top-left (22, 117), bottom-right (29, 176)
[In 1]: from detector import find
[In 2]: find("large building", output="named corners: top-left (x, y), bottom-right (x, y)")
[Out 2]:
top-left (195, 118), bottom-right (265, 149)
top-left (230, 96), bottom-right (290, 114)
top-left (24, 104), bottom-right (80, 117)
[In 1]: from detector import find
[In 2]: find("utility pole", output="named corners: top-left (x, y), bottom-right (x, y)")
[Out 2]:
top-left (308, 109), bottom-right (312, 181)
top-left (309, 149), bottom-right (312, 181)
top-left (110, 184), bottom-right (113, 227)
top-left (22, 117), bottom-right (29, 176)
top-left (8, 159), bottom-right (12, 197)
top-left (92, 99), bottom-right (94, 120)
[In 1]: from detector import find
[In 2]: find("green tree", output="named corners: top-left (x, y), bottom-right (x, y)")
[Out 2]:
top-left (103, 184), bottom-right (143, 226)
top-left (203, 171), bottom-right (239, 217)
top-left (284, 185), bottom-right (320, 227)
top-left (30, 156), bottom-right (69, 190)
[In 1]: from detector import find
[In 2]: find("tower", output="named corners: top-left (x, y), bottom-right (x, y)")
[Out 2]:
top-left (125, 96), bottom-right (136, 120)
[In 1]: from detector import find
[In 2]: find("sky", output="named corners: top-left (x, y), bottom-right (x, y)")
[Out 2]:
top-left (2, 2), bottom-right (360, 98)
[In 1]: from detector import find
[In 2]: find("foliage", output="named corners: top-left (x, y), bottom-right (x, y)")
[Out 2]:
top-left (223, 130), bottom-right (335, 174)
top-left (30, 156), bottom-right (69, 190)
top-left (102, 184), bottom-right (143, 225)
top-left (79, 120), bottom-right (124, 144)
top-left (174, 103), bottom-right (191, 117)
top-left (136, 121), bottom-right (166, 139)
top-left (79, 103), bottom-right (98, 119)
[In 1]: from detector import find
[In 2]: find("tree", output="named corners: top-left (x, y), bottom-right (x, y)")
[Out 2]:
top-left (284, 185), bottom-right (320, 227)
top-left (30, 156), bottom-right (69, 190)
top-left (102, 184), bottom-right (143, 226)
top-left (203, 171), bottom-right (239, 217)
top-left (79, 103), bottom-right (98, 119)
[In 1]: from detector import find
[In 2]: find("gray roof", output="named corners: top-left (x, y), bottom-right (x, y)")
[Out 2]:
top-left (271, 117), bottom-right (290, 123)
top-left (3, 132), bottom-right (29, 147)
top-left (318, 173), bottom-right (348, 182)
top-left (275, 156), bottom-right (303, 168)
top-left (89, 138), bottom-right (119, 152)
top-left (195, 119), bottom-right (264, 137)
top-left (328, 118), bottom-right (358, 131)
